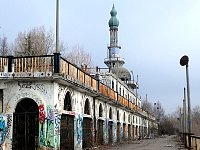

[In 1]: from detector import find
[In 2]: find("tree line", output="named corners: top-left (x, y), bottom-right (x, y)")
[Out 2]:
top-left (142, 98), bottom-right (200, 136)
top-left (0, 26), bottom-right (92, 68)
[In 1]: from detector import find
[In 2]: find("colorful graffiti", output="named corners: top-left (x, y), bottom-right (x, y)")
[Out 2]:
top-left (76, 114), bottom-right (83, 148)
top-left (5, 114), bottom-right (12, 139)
top-left (39, 105), bottom-right (46, 124)
top-left (46, 106), bottom-right (54, 148)
top-left (38, 105), bottom-right (62, 149)
top-left (0, 115), bottom-right (6, 145)
top-left (45, 106), bottom-right (61, 148)
top-left (38, 104), bottom-right (46, 147)
top-left (39, 124), bottom-right (45, 146)
top-left (54, 114), bottom-right (61, 149)
top-left (54, 115), bottom-right (61, 135)
top-left (120, 124), bottom-right (123, 140)
top-left (113, 122), bottom-right (117, 143)
top-left (0, 114), bottom-right (12, 148)
top-left (103, 119), bottom-right (109, 143)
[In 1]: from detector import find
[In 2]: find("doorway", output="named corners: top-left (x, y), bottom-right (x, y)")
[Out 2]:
top-left (12, 98), bottom-right (39, 150)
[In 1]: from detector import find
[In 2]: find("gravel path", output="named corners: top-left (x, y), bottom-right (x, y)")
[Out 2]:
top-left (91, 135), bottom-right (186, 150)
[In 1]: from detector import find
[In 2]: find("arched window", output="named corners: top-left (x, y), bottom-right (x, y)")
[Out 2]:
top-left (99, 103), bottom-right (103, 117)
top-left (117, 110), bottom-right (120, 121)
top-left (112, 81), bottom-right (114, 89)
top-left (133, 116), bottom-right (135, 123)
top-left (84, 99), bottom-right (90, 115)
top-left (123, 112), bottom-right (126, 122)
top-left (64, 91), bottom-right (72, 111)
top-left (128, 114), bottom-right (131, 123)
top-left (109, 107), bottom-right (112, 119)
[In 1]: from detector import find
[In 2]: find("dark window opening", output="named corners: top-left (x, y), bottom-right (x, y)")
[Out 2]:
top-left (117, 110), bottom-right (119, 121)
top-left (99, 103), bottom-right (103, 117)
top-left (112, 81), bottom-right (114, 89)
top-left (84, 99), bottom-right (90, 115)
top-left (109, 107), bottom-right (112, 119)
top-left (123, 112), bottom-right (126, 122)
top-left (128, 114), bottom-right (131, 123)
top-left (0, 89), bottom-right (3, 112)
top-left (64, 91), bottom-right (72, 111)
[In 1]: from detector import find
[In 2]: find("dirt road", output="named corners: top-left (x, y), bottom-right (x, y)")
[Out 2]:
top-left (92, 135), bottom-right (186, 150)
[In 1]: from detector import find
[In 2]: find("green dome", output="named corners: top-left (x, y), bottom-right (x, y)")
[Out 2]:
top-left (109, 4), bottom-right (119, 27)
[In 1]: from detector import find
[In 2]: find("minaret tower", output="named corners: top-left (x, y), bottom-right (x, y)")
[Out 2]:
top-left (104, 4), bottom-right (125, 69)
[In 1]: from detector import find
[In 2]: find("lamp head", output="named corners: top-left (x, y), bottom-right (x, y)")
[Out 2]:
top-left (180, 55), bottom-right (189, 66)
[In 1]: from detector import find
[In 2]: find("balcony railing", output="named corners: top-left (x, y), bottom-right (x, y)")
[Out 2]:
top-left (0, 54), bottom-right (152, 119)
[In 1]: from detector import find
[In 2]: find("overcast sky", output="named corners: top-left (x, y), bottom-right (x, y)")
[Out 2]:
top-left (1, 0), bottom-right (200, 114)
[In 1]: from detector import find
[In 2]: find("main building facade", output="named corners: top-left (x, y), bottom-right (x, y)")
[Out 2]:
top-left (0, 5), bottom-right (157, 150)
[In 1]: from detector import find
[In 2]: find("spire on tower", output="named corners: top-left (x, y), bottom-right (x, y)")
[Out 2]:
top-left (109, 4), bottom-right (119, 28)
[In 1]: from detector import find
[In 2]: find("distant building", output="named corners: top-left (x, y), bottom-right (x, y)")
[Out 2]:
top-left (0, 4), bottom-right (157, 150)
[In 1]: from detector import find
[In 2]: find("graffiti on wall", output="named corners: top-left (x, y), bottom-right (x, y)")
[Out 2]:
top-left (113, 122), bottom-right (117, 143)
top-left (5, 114), bottom-right (12, 139)
top-left (0, 115), bottom-right (6, 145)
top-left (0, 114), bottom-right (12, 148)
top-left (38, 105), bottom-right (60, 148)
top-left (39, 105), bottom-right (46, 124)
top-left (39, 123), bottom-right (45, 146)
top-left (120, 124), bottom-right (123, 140)
top-left (103, 119), bottom-right (109, 143)
top-left (44, 105), bottom-right (61, 148)
top-left (18, 81), bottom-right (47, 95)
top-left (76, 114), bottom-right (83, 148)
top-left (54, 115), bottom-right (61, 135)
top-left (46, 106), bottom-right (54, 148)
top-left (54, 114), bottom-right (61, 149)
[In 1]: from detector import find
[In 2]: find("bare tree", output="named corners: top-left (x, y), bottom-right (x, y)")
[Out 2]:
top-left (170, 107), bottom-right (180, 132)
top-left (192, 105), bottom-right (200, 135)
top-left (63, 44), bottom-right (92, 68)
top-left (13, 26), bottom-right (55, 56)
top-left (141, 99), bottom-right (153, 114)
top-left (153, 101), bottom-right (165, 121)
top-left (9, 26), bottom-right (93, 69)
top-left (0, 36), bottom-right (9, 56)
top-left (159, 115), bottom-right (176, 135)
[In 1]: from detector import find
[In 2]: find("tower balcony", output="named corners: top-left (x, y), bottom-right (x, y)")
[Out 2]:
top-left (104, 57), bottom-right (125, 65)
top-left (126, 80), bottom-right (139, 89)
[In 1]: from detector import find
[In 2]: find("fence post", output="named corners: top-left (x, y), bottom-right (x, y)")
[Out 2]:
top-left (54, 53), bottom-right (60, 73)
top-left (7, 56), bottom-right (14, 72)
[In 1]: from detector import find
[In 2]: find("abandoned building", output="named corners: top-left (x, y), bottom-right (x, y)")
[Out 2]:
top-left (0, 5), bottom-right (157, 150)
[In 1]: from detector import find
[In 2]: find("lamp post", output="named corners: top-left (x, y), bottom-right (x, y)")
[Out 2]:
top-left (183, 87), bottom-right (187, 133)
top-left (56, 0), bottom-right (59, 53)
top-left (180, 55), bottom-right (192, 148)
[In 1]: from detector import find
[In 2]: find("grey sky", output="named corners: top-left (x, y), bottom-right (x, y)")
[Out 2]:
top-left (1, 0), bottom-right (200, 114)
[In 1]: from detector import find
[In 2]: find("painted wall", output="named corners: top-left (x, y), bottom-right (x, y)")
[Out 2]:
top-left (0, 80), bottom-right (153, 150)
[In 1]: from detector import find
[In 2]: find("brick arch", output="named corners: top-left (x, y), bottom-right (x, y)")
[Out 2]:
top-left (6, 92), bottom-right (45, 113)
top-left (58, 87), bottom-right (74, 110)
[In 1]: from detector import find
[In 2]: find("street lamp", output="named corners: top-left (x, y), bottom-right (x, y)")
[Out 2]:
top-left (180, 55), bottom-right (192, 148)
